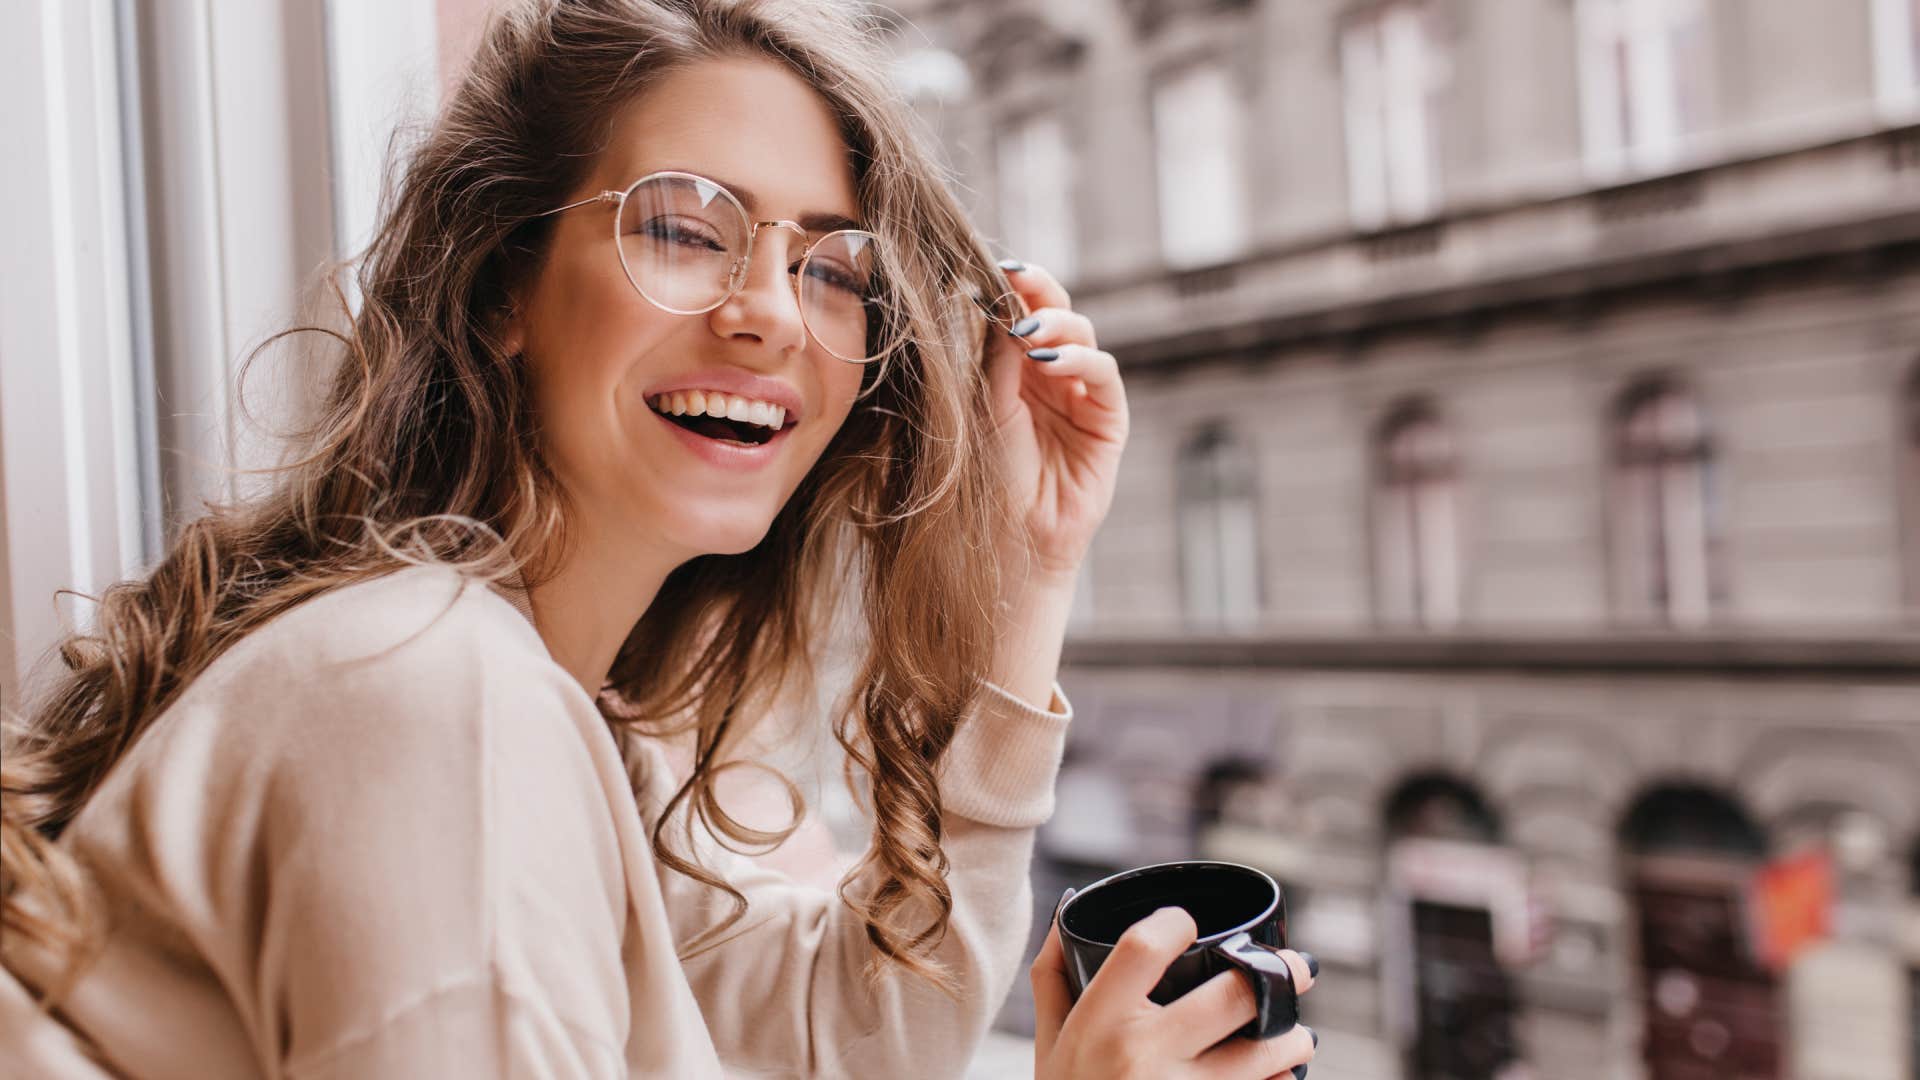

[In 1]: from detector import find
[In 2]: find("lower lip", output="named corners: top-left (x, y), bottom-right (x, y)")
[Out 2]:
top-left (650, 408), bottom-right (795, 471)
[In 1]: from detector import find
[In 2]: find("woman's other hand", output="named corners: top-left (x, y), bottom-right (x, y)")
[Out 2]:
top-left (1030, 906), bottom-right (1320, 1080)
top-left (982, 260), bottom-right (1129, 588)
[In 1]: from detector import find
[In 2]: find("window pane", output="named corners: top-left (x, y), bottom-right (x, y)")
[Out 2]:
top-left (1153, 67), bottom-right (1248, 268)
top-left (1342, 22), bottom-right (1390, 229)
top-left (996, 114), bottom-right (1077, 283)
top-left (1179, 428), bottom-right (1260, 625)
top-left (1614, 385), bottom-right (1715, 625)
top-left (1376, 407), bottom-right (1459, 628)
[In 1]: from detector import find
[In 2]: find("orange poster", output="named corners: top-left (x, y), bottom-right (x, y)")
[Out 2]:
top-left (1749, 848), bottom-right (1832, 972)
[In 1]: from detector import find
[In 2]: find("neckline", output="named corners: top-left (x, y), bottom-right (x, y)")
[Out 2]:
top-left (486, 567), bottom-right (540, 633)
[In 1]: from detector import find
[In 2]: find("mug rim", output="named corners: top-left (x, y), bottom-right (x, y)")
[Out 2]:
top-left (1057, 859), bottom-right (1281, 953)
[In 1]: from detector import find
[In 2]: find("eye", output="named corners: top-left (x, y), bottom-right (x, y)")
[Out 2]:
top-left (803, 258), bottom-right (869, 296)
top-left (635, 217), bottom-right (725, 251)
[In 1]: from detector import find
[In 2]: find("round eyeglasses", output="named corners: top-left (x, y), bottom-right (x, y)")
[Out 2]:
top-left (538, 171), bottom-right (905, 365)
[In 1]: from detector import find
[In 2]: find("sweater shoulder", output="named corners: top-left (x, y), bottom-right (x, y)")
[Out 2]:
top-left (204, 564), bottom-right (550, 696)
top-left (107, 564), bottom-right (582, 796)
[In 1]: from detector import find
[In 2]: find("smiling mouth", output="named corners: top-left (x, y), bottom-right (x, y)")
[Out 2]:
top-left (647, 389), bottom-right (799, 449)
top-left (659, 411), bottom-right (779, 446)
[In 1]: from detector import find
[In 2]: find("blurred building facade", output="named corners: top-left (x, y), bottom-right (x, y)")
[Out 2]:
top-left (889, 1), bottom-right (1920, 1078)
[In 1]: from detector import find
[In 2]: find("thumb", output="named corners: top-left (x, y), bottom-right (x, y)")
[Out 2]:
top-left (1031, 913), bottom-right (1072, 1062)
top-left (978, 289), bottom-right (1030, 423)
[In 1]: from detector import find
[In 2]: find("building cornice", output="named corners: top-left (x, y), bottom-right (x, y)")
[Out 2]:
top-left (1078, 125), bottom-right (1920, 370)
top-left (1061, 631), bottom-right (1920, 677)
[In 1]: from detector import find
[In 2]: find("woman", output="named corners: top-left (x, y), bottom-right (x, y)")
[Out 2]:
top-left (0, 1), bottom-right (1318, 1076)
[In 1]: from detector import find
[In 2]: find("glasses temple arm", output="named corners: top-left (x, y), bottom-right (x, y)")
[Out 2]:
top-left (534, 190), bottom-right (622, 218)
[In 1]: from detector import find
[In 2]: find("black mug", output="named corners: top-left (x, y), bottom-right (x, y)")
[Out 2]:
top-left (1055, 860), bottom-right (1297, 1041)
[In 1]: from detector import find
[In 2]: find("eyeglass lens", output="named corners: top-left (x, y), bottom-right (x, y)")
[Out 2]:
top-left (615, 174), bottom-right (899, 363)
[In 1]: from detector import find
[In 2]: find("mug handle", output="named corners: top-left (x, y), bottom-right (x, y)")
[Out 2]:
top-left (1213, 931), bottom-right (1299, 1039)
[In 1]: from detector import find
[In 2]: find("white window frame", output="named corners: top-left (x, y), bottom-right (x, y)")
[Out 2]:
top-left (1151, 64), bottom-right (1249, 270)
top-left (995, 111), bottom-right (1078, 285)
top-left (0, 0), bottom-right (152, 694)
top-left (1576, 0), bottom-right (1707, 181)
top-left (1341, 3), bottom-right (1447, 230)
top-left (325, 0), bottom-right (442, 311)
top-left (1873, 0), bottom-right (1920, 119)
top-left (0, 0), bottom-right (440, 693)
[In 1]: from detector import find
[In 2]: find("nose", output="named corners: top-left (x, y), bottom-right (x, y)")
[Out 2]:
top-left (707, 221), bottom-right (809, 357)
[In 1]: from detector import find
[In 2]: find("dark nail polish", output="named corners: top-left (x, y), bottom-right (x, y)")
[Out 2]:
top-left (1292, 1067), bottom-right (1308, 1080)
top-left (1010, 316), bottom-right (1041, 337)
top-left (1027, 348), bottom-right (1059, 362)
top-left (997, 258), bottom-right (1026, 271)
top-left (1300, 951), bottom-right (1319, 979)
top-left (1310, 1028), bottom-right (1318, 1048)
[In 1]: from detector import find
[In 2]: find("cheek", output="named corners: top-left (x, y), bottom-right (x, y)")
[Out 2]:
top-left (524, 256), bottom-right (671, 433)
top-left (815, 361), bottom-right (870, 437)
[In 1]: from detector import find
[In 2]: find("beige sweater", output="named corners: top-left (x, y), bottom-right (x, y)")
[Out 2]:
top-left (0, 565), bottom-right (1071, 1078)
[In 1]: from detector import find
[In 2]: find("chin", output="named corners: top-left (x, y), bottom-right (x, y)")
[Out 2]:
top-left (669, 509), bottom-right (779, 559)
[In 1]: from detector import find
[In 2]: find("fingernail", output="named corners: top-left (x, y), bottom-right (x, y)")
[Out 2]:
top-left (1010, 316), bottom-right (1041, 337)
top-left (1309, 1027), bottom-right (1318, 1048)
top-left (1292, 1067), bottom-right (1308, 1080)
top-left (1300, 951), bottom-right (1319, 979)
top-left (997, 258), bottom-right (1026, 271)
top-left (1027, 347), bottom-right (1059, 362)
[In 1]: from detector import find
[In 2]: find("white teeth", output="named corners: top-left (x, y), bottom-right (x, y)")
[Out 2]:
top-left (648, 390), bottom-right (789, 430)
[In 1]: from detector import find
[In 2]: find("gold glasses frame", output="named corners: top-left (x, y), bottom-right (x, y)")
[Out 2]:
top-left (538, 169), bottom-right (900, 366)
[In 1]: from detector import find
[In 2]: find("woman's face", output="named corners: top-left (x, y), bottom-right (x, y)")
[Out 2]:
top-left (507, 56), bottom-right (870, 561)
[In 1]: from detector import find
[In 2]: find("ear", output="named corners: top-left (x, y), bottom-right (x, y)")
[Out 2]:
top-left (494, 283), bottom-right (528, 358)
top-left (501, 303), bottom-right (527, 357)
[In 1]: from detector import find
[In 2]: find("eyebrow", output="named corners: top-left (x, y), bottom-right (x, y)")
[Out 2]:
top-left (661, 167), bottom-right (867, 234)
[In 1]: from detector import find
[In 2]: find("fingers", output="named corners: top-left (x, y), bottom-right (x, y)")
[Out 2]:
top-left (1192, 1021), bottom-right (1316, 1080)
top-left (1163, 947), bottom-right (1318, 1062)
top-left (997, 259), bottom-right (1072, 316)
top-left (1009, 306), bottom-right (1097, 351)
top-left (1023, 344), bottom-right (1128, 422)
top-left (1161, 969), bottom-right (1260, 1057)
top-left (1030, 916), bottom-right (1073, 1061)
top-left (1281, 949), bottom-right (1317, 997)
top-left (1075, 906), bottom-right (1197, 1025)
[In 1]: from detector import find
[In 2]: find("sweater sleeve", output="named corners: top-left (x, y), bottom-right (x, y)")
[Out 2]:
top-left (630, 679), bottom-right (1073, 1080)
top-left (234, 606), bottom-right (634, 1078)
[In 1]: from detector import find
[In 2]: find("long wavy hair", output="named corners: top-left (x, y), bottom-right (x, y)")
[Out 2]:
top-left (2, 0), bottom-right (1024, 1010)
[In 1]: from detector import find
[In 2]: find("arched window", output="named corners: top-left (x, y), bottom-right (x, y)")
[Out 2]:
top-left (1610, 379), bottom-right (1719, 626)
top-left (1373, 400), bottom-right (1460, 628)
top-left (1381, 775), bottom-right (1518, 1077)
top-left (1177, 424), bottom-right (1261, 627)
top-left (1385, 773), bottom-right (1502, 845)
top-left (1618, 785), bottom-right (1781, 1078)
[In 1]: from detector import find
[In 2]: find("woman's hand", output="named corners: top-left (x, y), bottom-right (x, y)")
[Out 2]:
top-left (1031, 907), bottom-right (1320, 1080)
top-left (982, 260), bottom-right (1129, 587)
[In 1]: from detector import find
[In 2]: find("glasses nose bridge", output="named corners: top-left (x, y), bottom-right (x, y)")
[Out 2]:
top-left (729, 219), bottom-right (811, 291)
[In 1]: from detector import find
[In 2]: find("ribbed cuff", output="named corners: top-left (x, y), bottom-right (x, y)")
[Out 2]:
top-left (934, 679), bottom-right (1073, 829)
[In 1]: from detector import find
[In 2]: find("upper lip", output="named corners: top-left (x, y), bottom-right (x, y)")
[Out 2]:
top-left (645, 369), bottom-right (804, 425)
